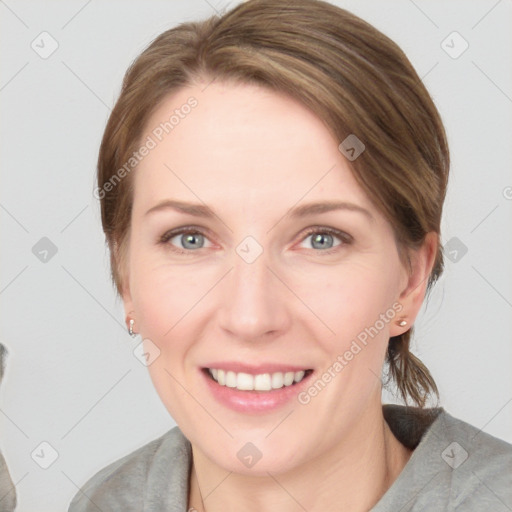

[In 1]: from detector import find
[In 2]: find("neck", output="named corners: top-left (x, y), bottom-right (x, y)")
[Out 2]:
top-left (188, 404), bottom-right (412, 512)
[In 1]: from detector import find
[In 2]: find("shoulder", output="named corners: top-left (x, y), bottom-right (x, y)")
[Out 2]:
top-left (434, 410), bottom-right (512, 507)
top-left (375, 406), bottom-right (512, 511)
top-left (68, 426), bottom-right (191, 512)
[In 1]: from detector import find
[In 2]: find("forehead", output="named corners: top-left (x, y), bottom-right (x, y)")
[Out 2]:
top-left (133, 80), bottom-right (370, 212)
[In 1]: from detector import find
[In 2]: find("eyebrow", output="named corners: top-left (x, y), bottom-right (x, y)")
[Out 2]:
top-left (145, 199), bottom-right (373, 221)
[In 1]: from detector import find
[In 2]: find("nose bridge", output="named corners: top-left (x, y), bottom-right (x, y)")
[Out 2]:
top-left (218, 242), bottom-right (290, 339)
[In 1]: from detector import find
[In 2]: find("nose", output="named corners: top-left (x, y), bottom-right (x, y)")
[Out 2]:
top-left (217, 249), bottom-right (292, 341)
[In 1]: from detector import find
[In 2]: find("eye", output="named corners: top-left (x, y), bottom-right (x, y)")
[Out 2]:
top-left (159, 225), bottom-right (352, 255)
top-left (159, 227), bottom-right (213, 253)
top-left (298, 227), bottom-right (352, 254)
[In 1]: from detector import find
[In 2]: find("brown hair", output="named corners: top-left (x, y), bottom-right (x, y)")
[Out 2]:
top-left (97, 0), bottom-right (449, 408)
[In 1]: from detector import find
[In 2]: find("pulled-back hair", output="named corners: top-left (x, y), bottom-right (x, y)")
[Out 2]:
top-left (97, 0), bottom-right (449, 407)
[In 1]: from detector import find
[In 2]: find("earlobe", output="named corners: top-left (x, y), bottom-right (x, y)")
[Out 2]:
top-left (389, 316), bottom-right (409, 338)
top-left (120, 279), bottom-right (137, 335)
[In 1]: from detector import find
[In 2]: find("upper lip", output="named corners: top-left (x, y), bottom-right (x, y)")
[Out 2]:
top-left (202, 362), bottom-right (313, 375)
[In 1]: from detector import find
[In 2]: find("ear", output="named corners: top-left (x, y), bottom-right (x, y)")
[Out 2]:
top-left (114, 239), bottom-right (136, 332)
top-left (389, 232), bottom-right (438, 337)
top-left (121, 282), bottom-right (135, 331)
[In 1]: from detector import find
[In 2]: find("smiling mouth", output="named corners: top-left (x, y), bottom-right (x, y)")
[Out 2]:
top-left (202, 368), bottom-right (314, 392)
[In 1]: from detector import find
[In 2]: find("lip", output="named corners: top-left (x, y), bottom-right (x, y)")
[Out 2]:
top-left (202, 361), bottom-right (312, 375)
top-left (200, 366), bottom-right (314, 414)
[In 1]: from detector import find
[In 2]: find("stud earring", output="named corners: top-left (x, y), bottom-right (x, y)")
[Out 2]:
top-left (397, 319), bottom-right (407, 327)
top-left (127, 318), bottom-right (135, 336)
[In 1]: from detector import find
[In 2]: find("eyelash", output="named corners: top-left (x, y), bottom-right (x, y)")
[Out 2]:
top-left (158, 226), bottom-right (352, 256)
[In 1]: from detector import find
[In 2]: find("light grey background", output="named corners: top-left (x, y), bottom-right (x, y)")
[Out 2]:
top-left (1, 0), bottom-right (511, 510)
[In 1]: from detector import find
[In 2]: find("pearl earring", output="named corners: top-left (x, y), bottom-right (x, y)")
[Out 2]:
top-left (128, 318), bottom-right (135, 336)
top-left (397, 319), bottom-right (407, 327)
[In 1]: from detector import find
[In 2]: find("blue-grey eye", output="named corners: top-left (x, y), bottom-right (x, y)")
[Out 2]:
top-left (164, 231), bottom-right (212, 251)
top-left (310, 232), bottom-right (335, 250)
top-left (180, 232), bottom-right (205, 250)
top-left (298, 228), bottom-right (347, 252)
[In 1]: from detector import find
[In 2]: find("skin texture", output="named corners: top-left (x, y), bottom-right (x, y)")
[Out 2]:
top-left (121, 79), bottom-right (437, 512)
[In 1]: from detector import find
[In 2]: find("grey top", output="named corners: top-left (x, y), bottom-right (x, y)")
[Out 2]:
top-left (0, 344), bottom-right (17, 512)
top-left (68, 405), bottom-right (512, 511)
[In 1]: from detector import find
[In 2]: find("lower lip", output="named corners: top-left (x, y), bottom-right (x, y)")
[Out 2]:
top-left (201, 369), bottom-right (313, 414)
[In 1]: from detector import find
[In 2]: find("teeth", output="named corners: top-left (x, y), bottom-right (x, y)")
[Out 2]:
top-left (283, 372), bottom-right (295, 386)
top-left (237, 372), bottom-right (255, 391)
top-left (254, 373), bottom-right (272, 391)
top-left (271, 372), bottom-right (284, 389)
top-left (208, 368), bottom-right (309, 391)
top-left (225, 371), bottom-right (237, 388)
top-left (294, 370), bottom-right (305, 382)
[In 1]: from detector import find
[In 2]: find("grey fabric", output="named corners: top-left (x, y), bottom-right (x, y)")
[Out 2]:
top-left (373, 405), bottom-right (512, 511)
top-left (0, 453), bottom-right (17, 512)
top-left (0, 344), bottom-right (17, 512)
top-left (68, 405), bottom-right (512, 511)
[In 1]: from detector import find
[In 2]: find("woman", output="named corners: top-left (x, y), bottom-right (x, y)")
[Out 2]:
top-left (69, 0), bottom-right (512, 510)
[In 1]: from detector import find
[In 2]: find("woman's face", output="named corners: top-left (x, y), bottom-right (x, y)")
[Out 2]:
top-left (123, 80), bottom-right (418, 474)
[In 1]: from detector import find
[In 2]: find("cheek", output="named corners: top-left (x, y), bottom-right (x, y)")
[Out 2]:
top-left (132, 274), bottom-right (174, 340)
top-left (129, 259), bottom-right (208, 422)
top-left (306, 260), bottom-right (401, 334)
top-left (303, 260), bottom-right (402, 390)
top-left (128, 253), bottom-right (219, 386)
top-left (129, 246), bottom-right (211, 338)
